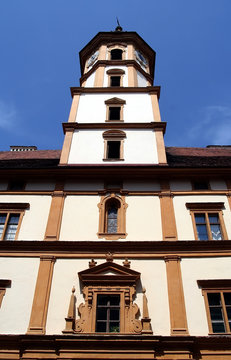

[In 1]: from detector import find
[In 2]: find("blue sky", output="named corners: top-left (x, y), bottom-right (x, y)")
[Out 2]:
top-left (0, 0), bottom-right (231, 150)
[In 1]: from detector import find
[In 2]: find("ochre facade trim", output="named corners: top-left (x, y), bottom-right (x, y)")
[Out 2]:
top-left (59, 128), bottom-right (74, 164)
top-left (27, 256), bottom-right (56, 335)
top-left (160, 181), bottom-right (178, 240)
top-left (165, 256), bottom-right (189, 335)
top-left (44, 182), bottom-right (65, 241)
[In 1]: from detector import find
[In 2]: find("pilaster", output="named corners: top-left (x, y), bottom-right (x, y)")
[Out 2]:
top-left (165, 256), bottom-right (188, 335)
top-left (160, 181), bottom-right (178, 240)
top-left (44, 182), bottom-right (65, 241)
top-left (27, 256), bottom-right (56, 334)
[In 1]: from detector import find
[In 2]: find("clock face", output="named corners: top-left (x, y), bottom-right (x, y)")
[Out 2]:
top-left (135, 50), bottom-right (148, 67)
top-left (87, 51), bottom-right (99, 67)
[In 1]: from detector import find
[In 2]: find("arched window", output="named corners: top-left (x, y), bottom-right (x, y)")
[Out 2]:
top-left (110, 49), bottom-right (123, 60)
top-left (98, 194), bottom-right (127, 239)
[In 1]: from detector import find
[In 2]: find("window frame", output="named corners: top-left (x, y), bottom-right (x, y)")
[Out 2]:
top-left (198, 280), bottom-right (231, 334)
top-left (102, 130), bottom-right (126, 162)
top-left (8, 180), bottom-right (26, 191)
top-left (97, 193), bottom-right (127, 240)
top-left (74, 260), bottom-right (142, 334)
top-left (186, 203), bottom-right (227, 241)
top-left (108, 45), bottom-right (126, 61)
top-left (106, 69), bottom-right (125, 87)
top-left (191, 180), bottom-right (210, 191)
top-left (0, 279), bottom-right (11, 308)
top-left (105, 97), bottom-right (126, 122)
top-left (95, 293), bottom-right (120, 333)
top-left (0, 203), bottom-right (29, 241)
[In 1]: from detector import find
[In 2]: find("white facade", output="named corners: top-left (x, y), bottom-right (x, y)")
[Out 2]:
top-left (76, 93), bottom-right (155, 123)
top-left (46, 258), bottom-right (170, 335)
top-left (68, 129), bottom-right (158, 164)
top-left (0, 194), bottom-right (52, 240)
top-left (0, 257), bottom-right (39, 334)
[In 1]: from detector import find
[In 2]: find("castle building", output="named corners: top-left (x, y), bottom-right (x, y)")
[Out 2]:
top-left (0, 27), bottom-right (231, 359)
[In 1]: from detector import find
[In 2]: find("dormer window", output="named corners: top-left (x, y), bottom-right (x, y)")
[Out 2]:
top-left (110, 49), bottom-right (123, 60)
top-left (107, 69), bottom-right (125, 87)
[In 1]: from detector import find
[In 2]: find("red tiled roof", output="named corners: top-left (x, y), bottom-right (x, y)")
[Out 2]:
top-left (0, 147), bottom-right (231, 169)
top-left (166, 146), bottom-right (231, 157)
top-left (0, 150), bottom-right (61, 160)
top-left (166, 146), bottom-right (231, 167)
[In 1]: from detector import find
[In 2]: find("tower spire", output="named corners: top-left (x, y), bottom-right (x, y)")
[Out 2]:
top-left (115, 17), bottom-right (123, 32)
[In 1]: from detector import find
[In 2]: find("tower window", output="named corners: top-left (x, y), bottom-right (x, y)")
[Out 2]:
top-left (110, 76), bottom-right (121, 87)
top-left (106, 69), bottom-right (125, 87)
top-left (103, 130), bottom-right (126, 162)
top-left (96, 294), bottom-right (120, 333)
top-left (105, 97), bottom-right (126, 122)
top-left (109, 107), bottom-right (120, 120)
top-left (107, 141), bottom-right (120, 159)
top-left (110, 49), bottom-right (123, 60)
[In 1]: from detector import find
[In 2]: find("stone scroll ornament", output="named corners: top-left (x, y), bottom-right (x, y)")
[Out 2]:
top-left (63, 256), bottom-right (152, 334)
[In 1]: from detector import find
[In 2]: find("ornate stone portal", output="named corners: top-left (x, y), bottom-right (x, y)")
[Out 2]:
top-left (63, 256), bottom-right (152, 334)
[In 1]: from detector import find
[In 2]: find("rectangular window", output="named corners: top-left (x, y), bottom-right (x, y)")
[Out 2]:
top-left (206, 291), bottom-right (231, 333)
top-left (0, 203), bottom-right (29, 241)
top-left (193, 181), bottom-right (209, 190)
top-left (0, 213), bottom-right (20, 240)
top-left (110, 76), bottom-right (121, 87)
top-left (107, 141), bottom-right (121, 159)
top-left (195, 213), bottom-right (222, 240)
top-left (198, 280), bottom-right (231, 334)
top-left (0, 280), bottom-right (11, 308)
top-left (8, 181), bottom-right (25, 191)
top-left (186, 203), bottom-right (227, 240)
top-left (109, 107), bottom-right (121, 120)
top-left (96, 294), bottom-right (120, 333)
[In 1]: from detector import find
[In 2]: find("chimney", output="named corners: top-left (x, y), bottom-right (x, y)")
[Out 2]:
top-left (10, 146), bottom-right (37, 152)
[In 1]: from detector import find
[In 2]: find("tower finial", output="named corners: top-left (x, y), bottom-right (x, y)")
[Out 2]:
top-left (115, 17), bottom-right (123, 32)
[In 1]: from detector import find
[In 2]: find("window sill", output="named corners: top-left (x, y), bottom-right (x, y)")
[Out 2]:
top-left (98, 232), bottom-right (127, 240)
top-left (103, 159), bottom-right (124, 162)
top-left (208, 333), bottom-right (231, 337)
top-left (105, 120), bottom-right (124, 122)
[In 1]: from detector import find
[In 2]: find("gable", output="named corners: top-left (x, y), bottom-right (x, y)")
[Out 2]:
top-left (78, 259), bottom-right (140, 285)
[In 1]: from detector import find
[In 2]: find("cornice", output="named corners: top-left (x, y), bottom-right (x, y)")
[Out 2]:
top-left (80, 60), bottom-right (154, 86)
top-left (79, 31), bottom-right (156, 78)
top-left (62, 122), bottom-right (166, 133)
top-left (71, 86), bottom-right (161, 98)
top-left (1, 167), bottom-right (231, 178)
top-left (0, 333), bottom-right (231, 348)
top-left (1, 240), bottom-right (231, 257)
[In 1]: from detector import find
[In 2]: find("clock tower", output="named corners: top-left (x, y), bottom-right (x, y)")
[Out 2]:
top-left (60, 27), bottom-right (167, 166)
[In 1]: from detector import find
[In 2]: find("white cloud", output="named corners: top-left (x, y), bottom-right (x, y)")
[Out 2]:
top-left (189, 105), bottom-right (231, 145)
top-left (0, 101), bottom-right (17, 130)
